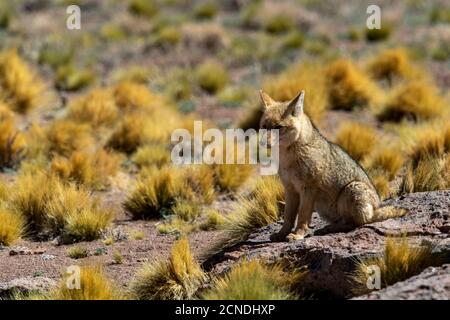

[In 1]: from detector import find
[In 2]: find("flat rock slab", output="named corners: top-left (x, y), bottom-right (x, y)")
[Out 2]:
top-left (354, 264), bottom-right (450, 300)
top-left (204, 190), bottom-right (450, 299)
top-left (0, 277), bottom-right (56, 298)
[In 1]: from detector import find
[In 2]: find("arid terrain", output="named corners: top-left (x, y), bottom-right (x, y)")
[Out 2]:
top-left (0, 0), bottom-right (449, 300)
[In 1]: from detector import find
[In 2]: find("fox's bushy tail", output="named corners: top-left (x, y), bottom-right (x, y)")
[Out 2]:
top-left (373, 205), bottom-right (408, 222)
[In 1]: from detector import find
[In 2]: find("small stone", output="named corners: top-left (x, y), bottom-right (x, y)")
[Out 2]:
top-left (51, 237), bottom-right (62, 246)
top-left (9, 246), bottom-right (46, 256)
top-left (42, 254), bottom-right (56, 261)
top-left (9, 246), bottom-right (32, 256)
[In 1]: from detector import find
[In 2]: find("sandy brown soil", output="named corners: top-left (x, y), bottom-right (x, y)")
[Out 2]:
top-left (0, 223), bottom-right (220, 289)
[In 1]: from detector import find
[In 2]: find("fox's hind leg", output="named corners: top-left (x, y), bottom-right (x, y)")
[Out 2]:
top-left (337, 181), bottom-right (380, 227)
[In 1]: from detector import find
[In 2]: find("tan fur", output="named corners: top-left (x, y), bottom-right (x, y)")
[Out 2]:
top-left (259, 90), bottom-right (401, 242)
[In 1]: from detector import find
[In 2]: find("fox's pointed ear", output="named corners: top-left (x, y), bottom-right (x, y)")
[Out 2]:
top-left (291, 90), bottom-right (305, 117)
top-left (260, 90), bottom-right (275, 110)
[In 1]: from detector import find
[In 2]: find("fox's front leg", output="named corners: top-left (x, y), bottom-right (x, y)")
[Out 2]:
top-left (287, 191), bottom-right (314, 241)
top-left (270, 188), bottom-right (299, 242)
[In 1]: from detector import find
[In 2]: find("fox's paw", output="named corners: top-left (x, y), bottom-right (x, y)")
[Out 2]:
top-left (270, 231), bottom-right (289, 242)
top-left (286, 233), bottom-right (305, 242)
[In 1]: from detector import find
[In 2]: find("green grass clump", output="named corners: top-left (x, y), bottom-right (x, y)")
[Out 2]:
top-left (67, 246), bottom-right (89, 259)
top-left (131, 238), bottom-right (206, 300)
top-left (38, 42), bottom-right (74, 69)
top-left (199, 210), bottom-right (225, 231)
top-left (129, 0), bottom-right (159, 18)
top-left (365, 24), bottom-right (392, 42)
top-left (171, 200), bottom-right (202, 222)
top-left (346, 27), bottom-right (362, 41)
top-left (429, 6), bottom-right (450, 24)
top-left (217, 86), bottom-right (252, 108)
top-left (196, 61), bottom-right (229, 94)
top-left (155, 26), bottom-right (182, 46)
top-left (264, 14), bottom-right (294, 34)
top-left (203, 259), bottom-right (302, 300)
top-left (0, 2), bottom-right (15, 29)
top-left (157, 199), bottom-right (204, 235)
top-left (100, 23), bottom-right (127, 41)
top-left (281, 31), bottom-right (305, 50)
top-left (157, 216), bottom-right (196, 235)
top-left (113, 251), bottom-right (124, 264)
top-left (55, 64), bottom-right (96, 91)
top-left (431, 45), bottom-right (450, 61)
top-left (194, 2), bottom-right (217, 20)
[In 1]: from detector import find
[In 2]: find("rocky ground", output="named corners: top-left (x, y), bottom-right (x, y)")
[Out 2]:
top-left (203, 191), bottom-right (450, 299)
top-left (1, 190), bottom-right (448, 299)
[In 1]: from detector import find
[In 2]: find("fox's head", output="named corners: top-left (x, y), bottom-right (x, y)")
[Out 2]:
top-left (259, 90), bottom-right (312, 148)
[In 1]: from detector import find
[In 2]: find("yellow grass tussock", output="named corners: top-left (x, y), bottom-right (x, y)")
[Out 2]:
top-left (114, 81), bottom-right (161, 111)
top-left (132, 238), bottom-right (206, 300)
top-left (366, 48), bottom-right (418, 84)
top-left (67, 88), bottom-right (118, 126)
top-left (264, 63), bottom-right (328, 123)
top-left (203, 259), bottom-right (302, 300)
top-left (47, 120), bottom-right (94, 157)
top-left (52, 266), bottom-right (121, 300)
top-left (51, 149), bottom-right (121, 190)
top-left (364, 148), bottom-right (404, 180)
top-left (0, 49), bottom-right (43, 113)
top-left (123, 166), bottom-right (186, 219)
top-left (353, 237), bottom-right (437, 293)
top-left (0, 117), bottom-right (26, 168)
top-left (211, 176), bottom-right (284, 252)
top-left (325, 59), bottom-right (382, 111)
top-left (10, 172), bottom-right (114, 241)
top-left (378, 81), bottom-right (447, 122)
top-left (335, 122), bottom-right (377, 162)
top-left (132, 144), bottom-right (171, 168)
top-left (0, 204), bottom-right (24, 246)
